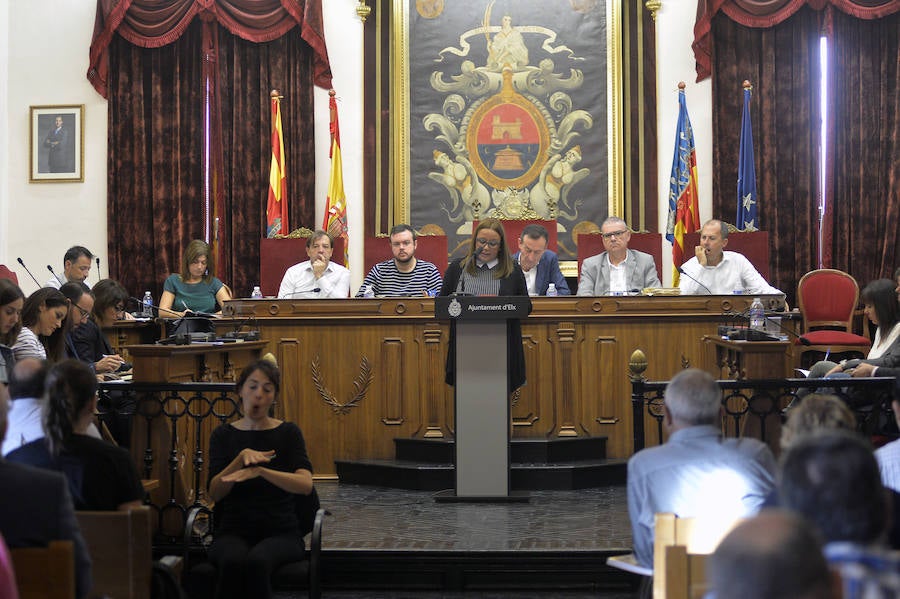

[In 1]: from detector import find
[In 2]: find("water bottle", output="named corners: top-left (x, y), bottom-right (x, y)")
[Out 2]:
top-left (142, 291), bottom-right (153, 318)
top-left (749, 297), bottom-right (765, 331)
top-left (546, 283), bottom-right (558, 297)
top-left (251, 286), bottom-right (263, 299)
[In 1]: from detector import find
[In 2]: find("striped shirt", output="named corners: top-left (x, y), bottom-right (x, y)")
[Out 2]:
top-left (453, 260), bottom-right (502, 296)
top-left (356, 259), bottom-right (443, 297)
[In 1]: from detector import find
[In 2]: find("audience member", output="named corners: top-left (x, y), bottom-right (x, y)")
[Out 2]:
top-left (159, 239), bottom-right (232, 316)
top-left (876, 397), bottom-right (900, 492)
top-left (822, 278), bottom-right (900, 377)
top-left (1, 358), bottom-right (49, 456)
top-left (779, 430), bottom-right (900, 598)
top-left (11, 287), bottom-right (69, 363)
top-left (71, 279), bottom-right (128, 375)
top-left (355, 224), bottom-right (442, 297)
top-left (626, 368), bottom-right (776, 568)
top-left (0, 280), bottom-right (24, 382)
top-left (207, 360), bottom-right (315, 599)
top-left (278, 231), bottom-right (350, 299)
top-left (6, 360), bottom-right (143, 511)
top-left (780, 393), bottom-right (856, 452)
top-left (439, 218), bottom-right (531, 392)
top-left (679, 219), bottom-right (783, 296)
top-left (577, 217), bottom-right (660, 295)
top-left (511, 224), bottom-right (570, 296)
top-left (709, 510), bottom-right (836, 599)
top-left (0, 364), bottom-right (92, 598)
top-left (46, 245), bottom-right (94, 290)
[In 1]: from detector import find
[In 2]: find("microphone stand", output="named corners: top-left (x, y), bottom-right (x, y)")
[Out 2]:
top-left (280, 287), bottom-right (322, 298)
top-left (46, 264), bottom-right (64, 286)
top-left (677, 267), bottom-right (714, 295)
top-left (16, 257), bottom-right (41, 287)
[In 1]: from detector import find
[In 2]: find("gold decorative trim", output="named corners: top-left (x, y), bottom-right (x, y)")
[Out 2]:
top-left (607, 0), bottom-right (624, 220)
top-left (311, 354), bottom-right (373, 415)
top-left (391, 1), bottom-right (411, 222)
top-left (356, 1), bottom-right (372, 22)
top-left (645, 0), bottom-right (662, 21)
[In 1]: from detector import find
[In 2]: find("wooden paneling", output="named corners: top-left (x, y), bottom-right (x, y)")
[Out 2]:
top-left (219, 295), bottom-right (789, 477)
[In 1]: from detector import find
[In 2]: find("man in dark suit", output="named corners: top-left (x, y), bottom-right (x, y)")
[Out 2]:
top-left (43, 115), bottom-right (69, 173)
top-left (511, 224), bottom-right (570, 296)
top-left (577, 216), bottom-right (661, 295)
top-left (0, 381), bottom-right (92, 598)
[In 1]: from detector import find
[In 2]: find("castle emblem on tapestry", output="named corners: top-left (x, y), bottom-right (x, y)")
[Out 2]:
top-left (411, 0), bottom-right (608, 258)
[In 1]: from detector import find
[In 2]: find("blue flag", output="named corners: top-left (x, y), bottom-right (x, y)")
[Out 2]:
top-left (736, 84), bottom-right (758, 231)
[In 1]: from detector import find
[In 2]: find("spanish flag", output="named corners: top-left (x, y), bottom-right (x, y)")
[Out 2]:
top-left (266, 91), bottom-right (287, 238)
top-left (665, 83), bottom-right (700, 286)
top-left (324, 89), bottom-right (348, 267)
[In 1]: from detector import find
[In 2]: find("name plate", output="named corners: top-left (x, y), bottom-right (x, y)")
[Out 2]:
top-left (434, 296), bottom-right (531, 320)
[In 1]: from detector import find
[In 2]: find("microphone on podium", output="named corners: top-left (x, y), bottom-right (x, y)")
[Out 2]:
top-left (47, 264), bottom-right (64, 286)
top-left (677, 267), bottom-right (713, 295)
top-left (280, 287), bottom-right (321, 298)
top-left (16, 257), bottom-right (42, 287)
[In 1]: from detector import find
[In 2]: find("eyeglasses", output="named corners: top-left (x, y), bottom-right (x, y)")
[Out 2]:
top-left (476, 238), bottom-right (501, 248)
top-left (601, 230), bottom-right (629, 239)
top-left (75, 304), bottom-right (91, 321)
top-left (114, 304), bottom-right (125, 315)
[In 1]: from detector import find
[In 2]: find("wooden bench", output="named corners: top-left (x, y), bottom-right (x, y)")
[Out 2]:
top-left (76, 507), bottom-right (153, 599)
top-left (10, 540), bottom-right (75, 599)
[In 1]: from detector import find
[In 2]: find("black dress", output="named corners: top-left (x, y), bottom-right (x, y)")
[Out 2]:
top-left (439, 258), bottom-right (532, 391)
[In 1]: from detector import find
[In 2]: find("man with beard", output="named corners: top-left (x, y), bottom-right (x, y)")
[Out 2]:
top-left (356, 224), bottom-right (442, 297)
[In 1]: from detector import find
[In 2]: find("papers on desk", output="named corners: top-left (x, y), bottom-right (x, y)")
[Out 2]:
top-left (796, 368), bottom-right (810, 377)
top-left (606, 553), bottom-right (652, 577)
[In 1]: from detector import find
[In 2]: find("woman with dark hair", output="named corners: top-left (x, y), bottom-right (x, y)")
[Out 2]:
top-left (72, 279), bottom-right (128, 374)
top-left (439, 217), bottom-right (532, 391)
top-left (207, 359), bottom-right (314, 599)
top-left (159, 239), bottom-right (232, 316)
top-left (5, 359), bottom-right (143, 511)
top-left (0, 280), bottom-right (25, 382)
top-left (12, 287), bottom-right (70, 363)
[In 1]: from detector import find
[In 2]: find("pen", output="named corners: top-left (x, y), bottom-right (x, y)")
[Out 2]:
top-left (824, 349), bottom-right (830, 362)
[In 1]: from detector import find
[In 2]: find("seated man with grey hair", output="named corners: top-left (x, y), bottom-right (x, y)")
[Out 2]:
top-left (626, 368), bottom-right (776, 568)
top-left (577, 216), bottom-right (660, 295)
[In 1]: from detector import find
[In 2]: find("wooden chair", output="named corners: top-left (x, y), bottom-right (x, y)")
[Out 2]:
top-left (363, 234), bottom-right (449, 275)
top-left (662, 545), bottom-right (709, 599)
top-left (0, 265), bottom-right (18, 284)
top-left (576, 232), bottom-right (663, 282)
top-left (76, 507), bottom-right (153, 599)
top-left (10, 540), bottom-right (75, 599)
top-left (796, 269), bottom-right (870, 367)
top-left (259, 235), bottom-right (346, 297)
top-left (681, 230), bottom-right (771, 280)
top-left (653, 513), bottom-right (738, 599)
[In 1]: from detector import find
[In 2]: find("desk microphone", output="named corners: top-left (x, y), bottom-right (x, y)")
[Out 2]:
top-left (677, 267), bottom-right (713, 295)
top-left (725, 310), bottom-right (810, 345)
top-left (95, 257), bottom-right (101, 282)
top-left (16, 257), bottom-right (41, 287)
top-left (280, 287), bottom-right (321, 298)
top-left (47, 264), bottom-right (64, 285)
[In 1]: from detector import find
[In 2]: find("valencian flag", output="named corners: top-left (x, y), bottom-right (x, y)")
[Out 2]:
top-left (736, 81), bottom-right (758, 231)
top-left (266, 91), bottom-right (287, 237)
top-left (324, 89), bottom-right (348, 267)
top-left (665, 83), bottom-right (700, 287)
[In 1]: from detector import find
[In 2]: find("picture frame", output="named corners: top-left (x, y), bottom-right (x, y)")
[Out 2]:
top-left (29, 104), bottom-right (84, 183)
top-left (363, 0), bottom-right (625, 261)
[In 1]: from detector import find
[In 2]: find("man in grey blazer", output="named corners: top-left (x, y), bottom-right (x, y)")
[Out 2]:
top-left (577, 217), bottom-right (661, 295)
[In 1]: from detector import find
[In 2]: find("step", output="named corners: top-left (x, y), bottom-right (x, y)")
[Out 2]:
top-left (334, 458), bottom-right (627, 491)
top-left (394, 436), bottom-right (610, 464)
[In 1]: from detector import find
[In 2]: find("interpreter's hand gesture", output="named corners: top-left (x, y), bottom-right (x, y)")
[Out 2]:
top-left (240, 448), bottom-right (275, 467)
top-left (221, 467), bottom-right (261, 484)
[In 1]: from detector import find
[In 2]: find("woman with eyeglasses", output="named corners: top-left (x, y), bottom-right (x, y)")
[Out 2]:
top-left (71, 279), bottom-right (129, 375)
top-left (12, 287), bottom-right (70, 364)
top-left (159, 239), bottom-right (232, 317)
top-left (439, 218), bottom-right (532, 392)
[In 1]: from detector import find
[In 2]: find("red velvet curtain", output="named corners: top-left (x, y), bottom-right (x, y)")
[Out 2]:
top-left (106, 23), bottom-right (206, 301)
top-left (823, 10), bottom-right (900, 282)
top-left (91, 0), bottom-right (331, 297)
top-left (710, 8), bottom-right (822, 306)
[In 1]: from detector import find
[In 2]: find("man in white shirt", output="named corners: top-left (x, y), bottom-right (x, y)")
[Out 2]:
top-left (511, 224), bottom-right (570, 296)
top-left (46, 245), bottom-right (94, 289)
top-left (577, 217), bottom-right (660, 295)
top-left (2, 357), bottom-right (48, 456)
top-left (679, 219), bottom-right (782, 296)
top-left (277, 231), bottom-right (350, 299)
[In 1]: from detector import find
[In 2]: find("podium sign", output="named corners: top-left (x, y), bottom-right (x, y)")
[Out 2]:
top-left (435, 296), bottom-right (530, 501)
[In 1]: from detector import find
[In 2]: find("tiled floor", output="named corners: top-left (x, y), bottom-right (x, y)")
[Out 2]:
top-left (316, 482), bottom-right (632, 553)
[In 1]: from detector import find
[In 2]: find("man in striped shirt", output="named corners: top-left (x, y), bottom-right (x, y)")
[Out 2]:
top-left (356, 224), bottom-right (442, 297)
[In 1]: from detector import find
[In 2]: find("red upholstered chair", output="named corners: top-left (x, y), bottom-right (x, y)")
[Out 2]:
top-left (796, 269), bottom-right (870, 366)
top-left (681, 231), bottom-right (771, 280)
top-left (474, 219), bottom-right (558, 253)
top-left (0, 265), bottom-right (18, 284)
top-left (259, 236), bottom-right (346, 297)
top-left (575, 232), bottom-right (663, 282)
top-left (363, 235), bottom-right (448, 275)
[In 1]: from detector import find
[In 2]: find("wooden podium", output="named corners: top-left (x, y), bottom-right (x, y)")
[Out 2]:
top-left (434, 296), bottom-right (531, 502)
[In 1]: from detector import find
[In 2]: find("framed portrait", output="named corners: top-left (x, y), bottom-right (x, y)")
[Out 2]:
top-left (29, 104), bottom-right (84, 183)
top-left (364, 0), bottom-right (629, 263)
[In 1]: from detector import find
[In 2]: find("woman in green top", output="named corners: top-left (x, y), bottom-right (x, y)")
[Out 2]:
top-left (159, 239), bottom-right (232, 316)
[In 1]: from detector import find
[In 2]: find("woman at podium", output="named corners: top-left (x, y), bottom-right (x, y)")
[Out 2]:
top-left (439, 218), bottom-right (531, 392)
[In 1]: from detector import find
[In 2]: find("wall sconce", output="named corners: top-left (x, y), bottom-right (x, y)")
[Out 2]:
top-left (356, 0), bottom-right (371, 22)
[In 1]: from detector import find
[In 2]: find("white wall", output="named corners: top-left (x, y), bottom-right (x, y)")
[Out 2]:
top-left (2, 0), bottom-right (707, 294)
